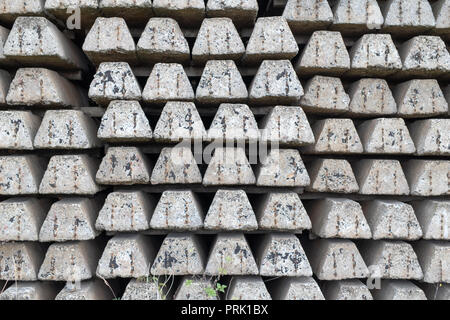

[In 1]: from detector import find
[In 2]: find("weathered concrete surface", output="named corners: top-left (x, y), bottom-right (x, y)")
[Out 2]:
top-left (404, 160), bottom-right (449, 196)
top-left (282, 0), bottom-right (333, 33)
top-left (227, 276), bottom-right (271, 300)
top-left (205, 233), bottom-right (259, 276)
top-left (142, 63), bottom-right (194, 104)
top-left (432, 0), bottom-right (450, 39)
top-left (414, 241), bottom-right (450, 283)
top-left (152, 0), bottom-right (205, 27)
top-left (39, 198), bottom-right (100, 242)
top-left (0, 242), bottom-right (44, 281)
top-left (96, 190), bottom-right (153, 232)
top-left (0, 0), bottom-right (46, 25)
top-left (322, 280), bottom-right (373, 300)
top-left (0, 111), bottom-right (40, 150)
top-left (151, 190), bottom-right (204, 231)
top-left (122, 279), bottom-right (167, 300)
top-left (256, 149), bottom-right (310, 187)
top-left (39, 155), bottom-right (101, 195)
top-left (151, 233), bottom-right (206, 275)
top-left (34, 110), bottom-right (101, 149)
top-left (371, 280), bottom-right (427, 300)
top-left (0, 27), bottom-right (11, 67)
top-left (331, 0), bottom-right (384, 33)
top-left (348, 78), bottom-right (397, 116)
top-left (99, 0), bottom-right (152, 26)
top-left (0, 155), bottom-right (44, 195)
top-left (45, 0), bottom-right (99, 28)
top-left (300, 76), bottom-right (350, 113)
top-left (0, 69), bottom-right (10, 103)
top-left (354, 159), bottom-right (410, 195)
top-left (206, 0), bottom-right (258, 28)
top-left (411, 200), bottom-right (449, 240)
top-left (96, 147), bottom-right (152, 185)
top-left (0, 281), bottom-right (58, 300)
top-left (306, 159), bottom-right (359, 193)
top-left (56, 279), bottom-right (115, 301)
top-left (362, 200), bottom-right (422, 240)
top-left (174, 277), bottom-right (218, 300)
top-left (204, 189), bottom-right (258, 231)
top-left (408, 119), bottom-right (450, 155)
top-left (150, 147), bottom-right (202, 185)
top-left (269, 277), bottom-right (324, 300)
top-left (309, 198), bottom-right (372, 239)
top-left (137, 18), bottom-right (189, 64)
top-left (192, 18), bottom-right (244, 64)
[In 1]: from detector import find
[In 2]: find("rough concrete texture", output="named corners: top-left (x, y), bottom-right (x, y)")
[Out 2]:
top-left (372, 280), bottom-right (427, 300)
top-left (0, 69), bottom-right (10, 103)
top-left (0, 155), bottom-right (44, 195)
top-left (204, 189), bottom-right (258, 231)
top-left (89, 62), bottom-right (142, 105)
top-left (96, 147), bottom-right (152, 185)
top-left (137, 18), bottom-right (189, 64)
top-left (0, 26), bottom-right (10, 66)
top-left (0, 110), bottom-right (40, 150)
top-left (196, 60), bottom-right (248, 104)
top-left (98, 100), bottom-right (153, 142)
top-left (99, 0), bottom-right (152, 25)
top-left (151, 233), bottom-right (206, 275)
top-left (282, 0), bottom-right (333, 33)
top-left (34, 110), bottom-right (101, 149)
top-left (359, 240), bottom-right (423, 280)
top-left (433, 0), bottom-right (450, 38)
top-left (306, 159), bottom-right (359, 193)
top-left (296, 31), bottom-right (350, 76)
top-left (203, 147), bottom-right (255, 186)
top-left (174, 277), bottom-right (218, 300)
top-left (382, 0), bottom-right (436, 34)
top-left (408, 119), bottom-right (450, 155)
top-left (357, 118), bottom-right (416, 154)
top-left (151, 147), bottom-right (202, 185)
top-left (404, 160), bottom-right (449, 196)
top-left (96, 234), bottom-right (155, 279)
top-left (96, 191), bottom-right (153, 232)
top-left (321, 280), bottom-right (373, 300)
top-left (152, 0), bottom-right (205, 27)
top-left (192, 18), bottom-right (245, 64)
top-left (39, 155), bottom-right (101, 195)
top-left (0, 242), bottom-right (44, 281)
top-left (300, 76), bottom-right (350, 113)
top-left (304, 118), bottom-right (363, 154)
top-left (412, 200), bottom-right (449, 240)
top-left (151, 190), bottom-right (204, 231)
top-left (227, 276), bottom-right (271, 300)
top-left (414, 241), bottom-right (450, 283)
top-left (394, 79), bottom-right (448, 117)
top-left (0, 0), bottom-right (45, 24)
top-left (153, 101), bottom-right (206, 142)
top-left (354, 159), bottom-right (410, 195)
top-left (6, 68), bottom-right (87, 108)
top-left (305, 239), bottom-right (369, 280)
top-left (309, 198), bottom-right (372, 239)
top-left (362, 200), bottom-right (423, 240)
top-left (55, 279), bottom-right (115, 301)
top-left (256, 149), bottom-right (310, 187)
top-left (3, 17), bottom-right (89, 72)
top-left (269, 277), bottom-right (324, 300)
top-left (39, 240), bottom-right (101, 282)
top-left (207, 103), bottom-right (259, 143)
top-left (205, 233), bottom-right (259, 276)
top-left (44, 0), bottom-right (99, 28)
top-left (348, 78), bottom-right (397, 116)
top-left (122, 279), bottom-right (167, 300)
top-left (0, 281), bottom-right (58, 300)
top-left (142, 63), bottom-right (194, 104)
top-left (39, 198), bottom-right (100, 242)
top-left (331, 0), bottom-right (384, 33)
top-left (256, 192), bottom-right (312, 232)
top-left (206, 0), bottom-right (258, 28)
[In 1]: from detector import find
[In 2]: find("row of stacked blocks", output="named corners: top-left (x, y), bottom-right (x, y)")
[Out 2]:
top-left (0, 0), bottom-right (448, 300)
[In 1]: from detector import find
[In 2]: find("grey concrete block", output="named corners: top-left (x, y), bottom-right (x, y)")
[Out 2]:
top-left (205, 233), bottom-right (259, 276)
top-left (282, 0), bottom-right (333, 33)
top-left (203, 147), bottom-right (255, 186)
top-left (358, 118), bottom-right (416, 154)
top-left (151, 190), bottom-right (204, 231)
top-left (362, 200), bottom-right (422, 240)
top-left (204, 189), bottom-right (258, 231)
top-left (196, 60), bottom-right (248, 105)
top-left (300, 76), bottom-right (349, 113)
top-left (269, 277), bottom-right (324, 300)
top-left (56, 279), bottom-right (115, 300)
top-left (412, 200), bottom-right (449, 240)
top-left (39, 198), bottom-right (100, 242)
top-left (45, 0), bottom-right (99, 28)
top-left (0, 27), bottom-right (11, 67)
top-left (89, 62), bottom-right (142, 106)
top-left (354, 159), bottom-right (409, 195)
top-left (206, 0), bottom-right (258, 28)
top-left (39, 155), bottom-right (101, 195)
top-left (174, 277), bottom-right (218, 300)
top-left (0, 155), bottom-right (44, 195)
top-left (227, 276), bottom-right (271, 300)
top-left (408, 119), bottom-right (450, 155)
top-left (306, 159), bottom-right (359, 193)
top-left (152, 0), bottom-right (205, 26)
top-left (0, 110), bottom-right (40, 150)
top-left (192, 18), bottom-right (244, 64)
top-left (414, 241), bottom-right (450, 283)
top-left (0, 281), bottom-right (58, 300)
top-left (0, 0), bottom-right (45, 25)
top-left (0, 69), bottom-right (10, 104)
top-left (372, 280), bottom-right (427, 300)
top-left (99, 0), bottom-right (152, 25)
top-left (96, 147), bottom-right (152, 185)
top-left (322, 280), bottom-right (373, 300)
top-left (142, 63), bottom-right (194, 104)
top-left (249, 60), bottom-right (303, 105)
top-left (256, 149), bottom-right (310, 187)
top-left (96, 190), bottom-right (153, 232)
top-left (0, 242), bottom-right (44, 281)
top-left (39, 240), bottom-right (101, 282)
top-left (421, 282), bottom-right (450, 300)
top-left (154, 101), bottom-right (206, 142)
top-left (122, 278), bottom-right (167, 300)
top-left (348, 78), bottom-right (397, 116)
top-left (404, 160), bottom-right (449, 196)
top-left (96, 234), bottom-right (155, 279)
top-left (309, 198), bottom-right (372, 239)
top-left (331, 0), bottom-right (384, 33)
top-left (137, 18), bottom-right (189, 64)
top-left (151, 233), bottom-right (206, 275)
top-left (433, 0), bottom-right (450, 39)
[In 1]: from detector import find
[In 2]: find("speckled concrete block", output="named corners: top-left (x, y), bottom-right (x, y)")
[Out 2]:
top-left (0, 69), bottom-right (10, 103)
top-left (269, 277), bottom-right (324, 300)
top-left (0, 27), bottom-right (11, 67)
top-left (0, 282), bottom-right (58, 301)
top-left (433, 0), bottom-right (450, 39)
top-left (0, 242), bottom-right (44, 281)
top-left (0, 0), bottom-right (45, 25)
top-left (412, 200), bottom-right (449, 240)
top-left (152, 0), bottom-right (205, 26)
top-left (306, 159), bottom-right (359, 193)
top-left (348, 78), bottom-right (397, 116)
top-left (227, 276), bottom-right (271, 300)
top-left (56, 279), bottom-right (115, 301)
top-left (122, 279), bottom-right (167, 300)
top-left (206, 0), bottom-right (258, 28)
top-left (300, 76), bottom-right (350, 113)
top-left (414, 241), bottom-right (450, 283)
top-left (372, 280), bottom-right (426, 300)
top-left (0, 111), bottom-right (40, 150)
top-left (322, 280), bottom-right (373, 300)
top-left (0, 155), bottom-right (44, 195)
top-left (331, 0), bottom-right (383, 33)
top-left (174, 277), bottom-right (218, 300)
top-left (45, 0), bottom-right (99, 28)
top-left (404, 160), bottom-right (449, 196)
top-left (282, 0), bottom-right (333, 33)
top-left (99, 0), bottom-right (152, 25)
top-left (408, 119), bottom-right (450, 155)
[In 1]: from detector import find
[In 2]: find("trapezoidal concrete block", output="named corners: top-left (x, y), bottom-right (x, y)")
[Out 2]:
top-left (44, 0), bottom-right (99, 28)
top-left (0, 27), bottom-right (11, 67)
top-left (0, 110), bottom-right (40, 150)
top-left (321, 280), bottom-right (373, 300)
top-left (408, 119), bottom-right (450, 155)
top-left (99, 0), bottom-right (152, 26)
top-left (414, 241), bottom-right (450, 283)
top-left (56, 279), bottom-right (115, 301)
top-left (372, 280), bottom-right (426, 300)
top-left (204, 189), bottom-right (258, 231)
top-left (206, 0), bottom-right (258, 28)
top-left (227, 276), bottom-right (271, 300)
top-left (269, 277), bottom-right (324, 300)
top-left (152, 0), bottom-right (205, 27)
top-left (300, 76), bottom-right (350, 113)
top-left (331, 0), bottom-right (384, 33)
top-left (0, 242), bottom-right (44, 281)
top-left (354, 159), bottom-right (410, 195)
top-left (96, 190), bottom-right (153, 232)
top-left (433, 0), bottom-right (450, 39)
top-left (39, 155), bottom-right (101, 195)
top-left (205, 233), bottom-right (259, 276)
top-left (122, 279), bottom-right (167, 300)
top-left (412, 200), bottom-right (449, 240)
top-left (282, 0), bottom-right (333, 33)
top-left (174, 277), bottom-right (218, 300)
top-left (0, 155), bottom-right (44, 195)
top-left (404, 160), bottom-right (449, 196)
top-left (0, 0), bottom-right (45, 25)
top-left (306, 159), bottom-right (359, 193)
top-left (0, 69), bottom-right (10, 104)
top-left (96, 147), bottom-right (152, 185)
